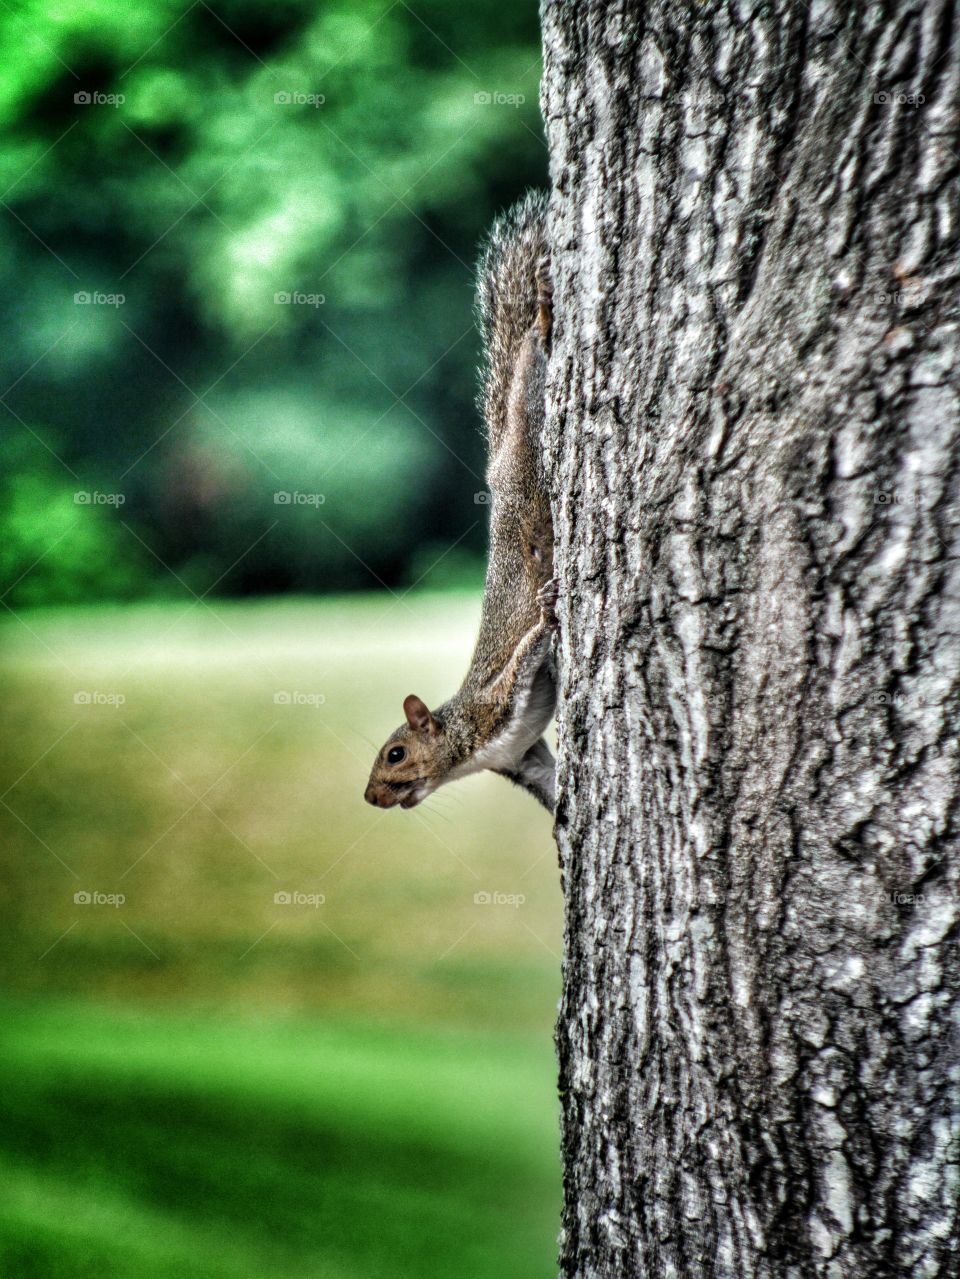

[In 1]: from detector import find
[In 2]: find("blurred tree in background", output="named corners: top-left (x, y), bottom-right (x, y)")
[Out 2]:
top-left (0, 0), bottom-right (545, 603)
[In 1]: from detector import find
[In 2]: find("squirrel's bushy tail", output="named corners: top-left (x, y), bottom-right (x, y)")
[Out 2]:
top-left (475, 190), bottom-right (549, 451)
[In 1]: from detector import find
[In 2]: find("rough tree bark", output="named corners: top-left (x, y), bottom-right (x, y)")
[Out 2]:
top-left (541, 2), bottom-right (960, 1276)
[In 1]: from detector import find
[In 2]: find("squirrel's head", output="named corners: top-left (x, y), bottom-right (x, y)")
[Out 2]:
top-left (364, 694), bottom-right (449, 810)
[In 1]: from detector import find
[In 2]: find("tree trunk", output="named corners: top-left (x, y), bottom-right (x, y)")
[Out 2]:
top-left (541, 2), bottom-right (960, 1276)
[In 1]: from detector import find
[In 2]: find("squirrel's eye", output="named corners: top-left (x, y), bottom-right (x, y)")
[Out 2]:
top-left (386, 746), bottom-right (406, 765)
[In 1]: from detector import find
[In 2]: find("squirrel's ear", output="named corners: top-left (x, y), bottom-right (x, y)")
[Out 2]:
top-left (403, 694), bottom-right (437, 735)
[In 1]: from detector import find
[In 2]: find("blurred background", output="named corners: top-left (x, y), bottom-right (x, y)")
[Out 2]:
top-left (0, 2), bottom-right (561, 1276)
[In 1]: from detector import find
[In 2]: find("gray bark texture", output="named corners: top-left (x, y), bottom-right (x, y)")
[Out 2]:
top-left (540, 2), bottom-right (960, 1276)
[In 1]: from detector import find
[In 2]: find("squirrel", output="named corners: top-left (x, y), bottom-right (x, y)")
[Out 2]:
top-left (364, 191), bottom-right (557, 814)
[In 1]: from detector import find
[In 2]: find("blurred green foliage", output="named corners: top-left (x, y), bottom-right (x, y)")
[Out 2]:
top-left (0, 0), bottom-right (545, 603)
top-left (0, 435), bottom-right (147, 606)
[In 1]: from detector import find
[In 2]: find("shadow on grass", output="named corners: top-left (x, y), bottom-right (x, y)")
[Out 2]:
top-left (0, 1001), bottom-right (559, 1279)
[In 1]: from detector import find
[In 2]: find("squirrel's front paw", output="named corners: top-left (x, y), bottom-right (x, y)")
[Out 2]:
top-left (537, 577), bottom-right (559, 629)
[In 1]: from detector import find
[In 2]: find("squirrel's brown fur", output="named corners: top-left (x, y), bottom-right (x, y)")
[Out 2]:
top-left (476, 188), bottom-right (551, 452)
top-left (364, 192), bottom-right (557, 813)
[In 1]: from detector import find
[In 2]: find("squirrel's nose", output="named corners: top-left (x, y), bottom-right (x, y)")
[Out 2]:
top-left (364, 783), bottom-right (395, 808)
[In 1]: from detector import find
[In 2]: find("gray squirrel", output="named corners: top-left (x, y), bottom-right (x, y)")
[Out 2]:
top-left (363, 192), bottom-right (557, 813)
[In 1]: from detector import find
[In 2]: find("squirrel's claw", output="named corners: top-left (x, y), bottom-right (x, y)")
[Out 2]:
top-left (538, 577), bottom-right (559, 629)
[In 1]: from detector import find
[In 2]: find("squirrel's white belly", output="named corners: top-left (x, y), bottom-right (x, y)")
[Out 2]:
top-left (456, 661), bottom-right (556, 779)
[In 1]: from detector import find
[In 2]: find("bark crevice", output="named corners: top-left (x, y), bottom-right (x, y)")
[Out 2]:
top-left (542, 2), bottom-right (960, 1275)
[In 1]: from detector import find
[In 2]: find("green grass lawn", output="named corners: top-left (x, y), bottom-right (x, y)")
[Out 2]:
top-left (0, 1001), bottom-right (559, 1279)
top-left (0, 595), bottom-right (562, 1277)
